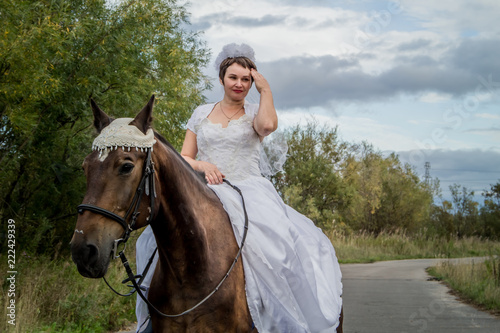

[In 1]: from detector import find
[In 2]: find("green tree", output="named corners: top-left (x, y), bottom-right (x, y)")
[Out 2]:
top-left (339, 142), bottom-right (433, 234)
top-left (375, 154), bottom-right (433, 234)
top-left (0, 0), bottom-right (210, 256)
top-left (480, 180), bottom-right (500, 239)
top-left (429, 200), bottom-right (456, 238)
top-left (274, 123), bottom-right (434, 235)
top-left (340, 142), bottom-right (384, 233)
top-left (271, 121), bottom-right (352, 230)
top-left (483, 181), bottom-right (500, 205)
top-left (449, 184), bottom-right (480, 237)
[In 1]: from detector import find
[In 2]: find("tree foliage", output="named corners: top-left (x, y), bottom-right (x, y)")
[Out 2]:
top-left (275, 122), bottom-right (500, 240)
top-left (339, 142), bottom-right (434, 234)
top-left (449, 184), bottom-right (480, 237)
top-left (429, 200), bottom-right (455, 239)
top-left (429, 182), bottom-right (500, 239)
top-left (271, 121), bottom-right (434, 234)
top-left (480, 181), bottom-right (500, 239)
top-left (0, 0), bottom-right (210, 256)
top-left (271, 121), bottom-right (351, 230)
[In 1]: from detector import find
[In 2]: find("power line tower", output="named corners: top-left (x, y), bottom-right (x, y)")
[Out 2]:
top-left (424, 162), bottom-right (431, 185)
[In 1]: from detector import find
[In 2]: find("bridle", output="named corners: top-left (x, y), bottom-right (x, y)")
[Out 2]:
top-left (77, 148), bottom-right (156, 257)
top-left (76, 146), bottom-right (249, 319)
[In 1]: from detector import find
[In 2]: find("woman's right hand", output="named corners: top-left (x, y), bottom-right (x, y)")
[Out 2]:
top-left (197, 161), bottom-right (225, 185)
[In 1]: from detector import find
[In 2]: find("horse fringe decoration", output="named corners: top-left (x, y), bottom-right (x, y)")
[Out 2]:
top-left (91, 118), bottom-right (157, 157)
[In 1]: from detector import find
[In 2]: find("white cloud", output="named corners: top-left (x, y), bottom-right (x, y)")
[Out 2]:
top-left (278, 111), bottom-right (416, 152)
top-left (418, 92), bottom-right (452, 103)
top-left (186, 0), bottom-right (364, 62)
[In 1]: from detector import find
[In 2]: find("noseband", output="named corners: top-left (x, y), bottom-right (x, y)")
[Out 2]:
top-left (77, 148), bottom-right (156, 256)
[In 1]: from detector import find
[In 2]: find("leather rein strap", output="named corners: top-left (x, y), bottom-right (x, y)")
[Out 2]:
top-left (120, 178), bottom-right (249, 318)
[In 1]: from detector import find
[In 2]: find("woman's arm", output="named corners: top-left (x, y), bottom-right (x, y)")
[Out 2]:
top-left (180, 129), bottom-right (225, 184)
top-left (251, 69), bottom-right (278, 138)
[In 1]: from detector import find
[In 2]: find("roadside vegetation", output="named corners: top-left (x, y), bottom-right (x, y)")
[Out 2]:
top-left (0, 252), bottom-right (138, 333)
top-left (330, 231), bottom-right (500, 264)
top-left (428, 255), bottom-right (500, 316)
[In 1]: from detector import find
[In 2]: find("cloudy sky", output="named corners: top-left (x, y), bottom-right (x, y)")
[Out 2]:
top-left (181, 0), bottom-right (500, 203)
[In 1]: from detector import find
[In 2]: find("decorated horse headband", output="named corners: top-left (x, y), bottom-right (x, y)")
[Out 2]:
top-left (92, 118), bottom-right (157, 158)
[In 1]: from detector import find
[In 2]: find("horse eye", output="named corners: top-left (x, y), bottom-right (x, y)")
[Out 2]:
top-left (120, 163), bottom-right (135, 174)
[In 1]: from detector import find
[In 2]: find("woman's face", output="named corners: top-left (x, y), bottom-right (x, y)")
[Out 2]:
top-left (221, 63), bottom-right (252, 101)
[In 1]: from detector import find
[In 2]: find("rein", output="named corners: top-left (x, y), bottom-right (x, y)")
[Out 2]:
top-left (77, 146), bottom-right (249, 318)
top-left (121, 178), bottom-right (249, 318)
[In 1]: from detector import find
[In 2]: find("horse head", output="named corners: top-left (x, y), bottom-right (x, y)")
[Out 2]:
top-left (71, 96), bottom-right (157, 278)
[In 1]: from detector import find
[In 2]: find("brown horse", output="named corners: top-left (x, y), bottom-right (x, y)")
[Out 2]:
top-left (70, 96), bottom-right (344, 332)
top-left (71, 97), bottom-right (252, 332)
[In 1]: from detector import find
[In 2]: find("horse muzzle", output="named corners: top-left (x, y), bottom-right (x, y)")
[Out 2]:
top-left (70, 238), bottom-right (111, 278)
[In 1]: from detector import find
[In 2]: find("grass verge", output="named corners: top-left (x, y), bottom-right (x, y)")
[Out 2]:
top-left (427, 255), bottom-right (500, 315)
top-left (0, 235), bottom-right (140, 333)
top-left (327, 230), bottom-right (500, 263)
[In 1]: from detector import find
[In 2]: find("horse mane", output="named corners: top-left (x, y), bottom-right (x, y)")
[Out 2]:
top-left (153, 131), bottom-right (207, 184)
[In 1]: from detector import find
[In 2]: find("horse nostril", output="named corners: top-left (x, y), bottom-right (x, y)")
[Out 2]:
top-left (86, 244), bottom-right (99, 265)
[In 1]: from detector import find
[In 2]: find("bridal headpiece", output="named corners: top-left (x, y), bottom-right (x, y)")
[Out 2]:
top-left (214, 43), bottom-right (256, 71)
top-left (92, 118), bottom-right (157, 158)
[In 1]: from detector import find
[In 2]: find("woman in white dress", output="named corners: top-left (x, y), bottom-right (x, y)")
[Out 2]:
top-left (136, 43), bottom-right (343, 332)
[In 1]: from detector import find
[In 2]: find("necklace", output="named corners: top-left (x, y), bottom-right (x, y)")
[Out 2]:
top-left (219, 102), bottom-right (244, 123)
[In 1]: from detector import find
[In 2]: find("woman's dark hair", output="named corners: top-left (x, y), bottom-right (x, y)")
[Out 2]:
top-left (218, 57), bottom-right (257, 83)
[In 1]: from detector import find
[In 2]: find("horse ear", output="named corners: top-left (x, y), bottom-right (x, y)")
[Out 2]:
top-left (91, 99), bottom-right (113, 133)
top-left (130, 95), bottom-right (155, 135)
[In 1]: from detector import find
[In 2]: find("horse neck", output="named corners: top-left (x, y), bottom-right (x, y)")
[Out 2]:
top-left (150, 140), bottom-right (219, 283)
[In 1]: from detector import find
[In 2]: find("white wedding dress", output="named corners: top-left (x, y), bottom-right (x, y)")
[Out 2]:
top-left (135, 102), bottom-right (343, 333)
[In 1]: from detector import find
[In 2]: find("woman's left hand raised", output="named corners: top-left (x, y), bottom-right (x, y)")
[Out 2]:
top-left (250, 69), bottom-right (271, 94)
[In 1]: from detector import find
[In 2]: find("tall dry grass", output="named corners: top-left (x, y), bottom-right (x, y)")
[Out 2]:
top-left (428, 256), bottom-right (500, 314)
top-left (327, 229), bottom-right (500, 263)
top-left (0, 244), bottom-right (138, 332)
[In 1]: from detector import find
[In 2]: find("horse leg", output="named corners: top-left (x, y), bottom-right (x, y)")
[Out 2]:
top-left (336, 306), bottom-right (344, 333)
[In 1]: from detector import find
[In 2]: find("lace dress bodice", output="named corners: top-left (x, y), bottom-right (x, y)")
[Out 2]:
top-left (187, 103), bottom-right (262, 181)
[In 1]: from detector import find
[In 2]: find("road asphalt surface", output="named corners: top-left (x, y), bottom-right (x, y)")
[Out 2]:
top-left (340, 258), bottom-right (500, 333)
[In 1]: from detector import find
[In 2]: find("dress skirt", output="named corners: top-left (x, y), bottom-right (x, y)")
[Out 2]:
top-left (135, 175), bottom-right (343, 333)
top-left (209, 176), bottom-right (342, 332)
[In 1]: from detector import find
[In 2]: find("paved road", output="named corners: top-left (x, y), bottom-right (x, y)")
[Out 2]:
top-left (340, 258), bottom-right (500, 333)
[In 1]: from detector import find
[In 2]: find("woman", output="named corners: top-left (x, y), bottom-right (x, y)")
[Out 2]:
top-left (136, 43), bottom-right (343, 332)
top-left (181, 44), bottom-right (277, 185)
